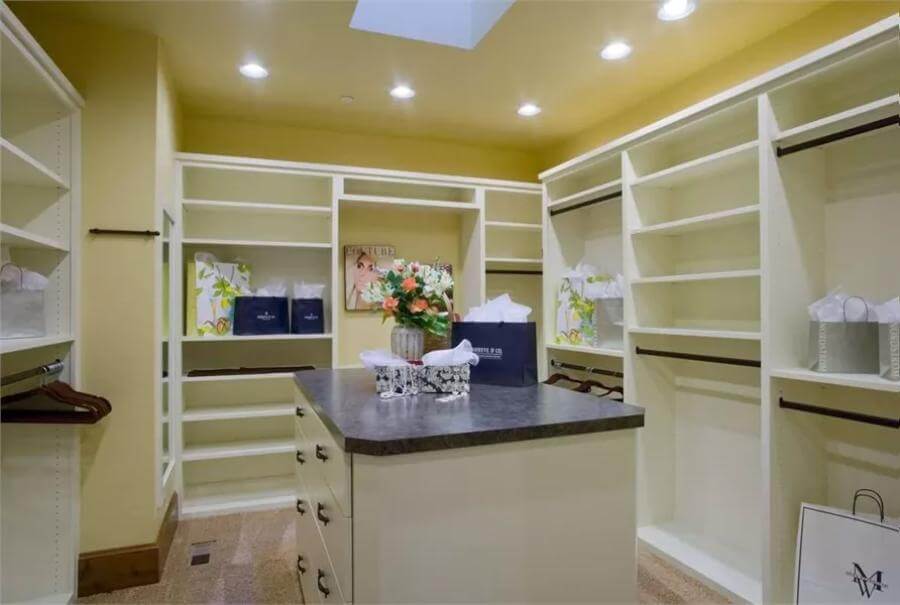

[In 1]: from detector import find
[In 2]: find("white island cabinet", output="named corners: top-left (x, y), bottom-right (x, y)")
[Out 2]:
top-left (292, 368), bottom-right (644, 604)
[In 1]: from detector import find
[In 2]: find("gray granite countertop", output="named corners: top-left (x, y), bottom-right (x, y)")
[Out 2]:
top-left (294, 369), bottom-right (644, 456)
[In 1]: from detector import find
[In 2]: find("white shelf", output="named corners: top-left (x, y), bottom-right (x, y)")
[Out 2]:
top-left (639, 524), bottom-right (762, 604)
top-left (182, 475), bottom-right (295, 517)
top-left (630, 326), bottom-right (761, 341)
top-left (0, 223), bottom-right (68, 251)
top-left (340, 194), bottom-right (478, 213)
top-left (0, 138), bottom-right (68, 189)
top-left (546, 343), bottom-right (624, 358)
top-left (0, 334), bottom-right (74, 354)
top-left (182, 199), bottom-right (332, 216)
top-left (484, 221), bottom-right (542, 232)
top-left (485, 257), bottom-right (542, 265)
top-left (182, 333), bottom-right (332, 343)
top-left (182, 371), bottom-right (298, 383)
top-left (547, 179), bottom-right (622, 212)
top-left (632, 269), bottom-right (761, 285)
top-left (775, 94), bottom-right (900, 148)
top-left (632, 141), bottom-right (758, 189)
top-left (182, 438), bottom-right (294, 462)
top-left (181, 237), bottom-right (331, 249)
top-left (183, 403), bottom-right (295, 422)
top-left (770, 367), bottom-right (900, 394)
top-left (631, 205), bottom-right (760, 237)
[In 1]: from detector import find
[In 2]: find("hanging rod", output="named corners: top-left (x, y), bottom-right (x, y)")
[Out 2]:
top-left (779, 397), bottom-right (899, 429)
top-left (549, 190), bottom-right (622, 217)
top-left (89, 228), bottom-right (161, 237)
top-left (635, 347), bottom-right (761, 368)
top-left (486, 269), bottom-right (543, 276)
top-left (1, 360), bottom-right (64, 387)
top-left (776, 114), bottom-right (899, 157)
top-left (550, 359), bottom-right (624, 379)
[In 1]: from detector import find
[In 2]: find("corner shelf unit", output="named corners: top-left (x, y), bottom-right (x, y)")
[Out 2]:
top-left (172, 153), bottom-right (539, 517)
top-left (0, 5), bottom-right (84, 605)
top-left (539, 15), bottom-right (899, 604)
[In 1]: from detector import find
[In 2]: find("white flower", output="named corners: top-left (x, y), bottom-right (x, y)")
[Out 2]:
top-left (422, 265), bottom-right (453, 297)
top-left (392, 258), bottom-right (406, 273)
top-left (360, 280), bottom-right (385, 304)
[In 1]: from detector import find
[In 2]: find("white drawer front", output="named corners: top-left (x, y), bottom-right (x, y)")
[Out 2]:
top-left (298, 504), bottom-right (347, 604)
top-left (310, 477), bottom-right (352, 603)
top-left (304, 402), bottom-right (352, 517)
top-left (294, 390), bottom-right (315, 439)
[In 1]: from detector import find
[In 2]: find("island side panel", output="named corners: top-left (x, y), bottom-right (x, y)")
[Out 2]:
top-left (352, 429), bottom-right (638, 604)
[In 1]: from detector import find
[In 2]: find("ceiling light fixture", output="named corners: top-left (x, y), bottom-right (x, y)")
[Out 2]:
top-left (658, 0), bottom-right (696, 21)
top-left (239, 63), bottom-right (269, 79)
top-left (340, 95), bottom-right (355, 104)
top-left (517, 103), bottom-right (542, 117)
top-left (600, 41), bottom-right (632, 61)
top-left (390, 84), bottom-right (416, 99)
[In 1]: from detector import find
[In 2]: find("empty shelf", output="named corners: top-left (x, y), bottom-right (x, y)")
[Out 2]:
top-left (183, 199), bottom-right (333, 215)
top-left (182, 439), bottom-right (294, 462)
top-left (632, 269), bottom-right (761, 285)
top-left (0, 335), bottom-right (74, 354)
top-left (181, 237), bottom-right (331, 249)
top-left (1, 138), bottom-right (68, 189)
top-left (485, 257), bottom-right (542, 265)
top-left (0, 224), bottom-right (68, 251)
top-left (632, 142), bottom-right (758, 189)
top-left (547, 178), bottom-right (622, 212)
top-left (632, 205), bottom-right (760, 237)
top-left (775, 94), bottom-right (900, 148)
top-left (183, 403), bottom-right (295, 422)
top-left (770, 367), bottom-right (900, 394)
top-left (546, 343), bottom-right (624, 358)
top-left (629, 327), bottom-right (761, 341)
top-left (182, 475), bottom-right (295, 517)
top-left (340, 194), bottom-right (477, 212)
top-left (485, 221), bottom-right (542, 232)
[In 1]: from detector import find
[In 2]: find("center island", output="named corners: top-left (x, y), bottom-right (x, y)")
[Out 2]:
top-left (293, 368), bottom-right (644, 604)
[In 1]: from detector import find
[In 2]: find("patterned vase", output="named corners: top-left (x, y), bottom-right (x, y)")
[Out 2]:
top-left (391, 325), bottom-right (425, 362)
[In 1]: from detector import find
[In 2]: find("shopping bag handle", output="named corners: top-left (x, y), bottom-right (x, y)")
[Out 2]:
top-left (852, 488), bottom-right (885, 522)
top-left (0, 262), bottom-right (24, 288)
top-left (842, 295), bottom-right (872, 322)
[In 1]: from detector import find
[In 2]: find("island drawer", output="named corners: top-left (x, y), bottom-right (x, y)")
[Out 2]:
top-left (309, 477), bottom-right (352, 602)
top-left (302, 398), bottom-right (352, 517)
top-left (297, 493), bottom-right (347, 604)
top-left (293, 390), bottom-right (316, 439)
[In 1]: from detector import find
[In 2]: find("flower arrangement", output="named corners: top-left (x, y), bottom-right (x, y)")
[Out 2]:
top-left (360, 259), bottom-right (453, 336)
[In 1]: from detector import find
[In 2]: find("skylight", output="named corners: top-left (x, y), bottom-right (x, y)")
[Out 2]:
top-left (350, 0), bottom-right (516, 50)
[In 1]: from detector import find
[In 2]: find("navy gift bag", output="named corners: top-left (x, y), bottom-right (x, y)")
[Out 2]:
top-left (233, 296), bottom-right (289, 335)
top-left (291, 298), bottom-right (325, 334)
top-left (451, 322), bottom-right (537, 386)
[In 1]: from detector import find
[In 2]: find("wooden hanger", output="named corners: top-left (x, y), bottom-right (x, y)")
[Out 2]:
top-left (575, 379), bottom-right (624, 395)
top-left (544, 373), bottom-right (583, 388)
top-left (1, 380), bottom-right (111, 424)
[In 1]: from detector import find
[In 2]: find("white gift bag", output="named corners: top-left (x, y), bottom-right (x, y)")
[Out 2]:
top-left (795, 490), bottom-right (899, 603)
top-left (194, 253), bottom-right (251, 337)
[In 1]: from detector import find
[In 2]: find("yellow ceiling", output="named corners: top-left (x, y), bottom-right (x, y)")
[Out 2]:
top-left (13, 1), bottom-right (826, 150)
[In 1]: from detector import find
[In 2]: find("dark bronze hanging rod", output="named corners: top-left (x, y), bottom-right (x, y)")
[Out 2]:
top-left (89, 228), bottom-right (161, 237)
top-left (550, 358), bottom-right (624, 379)
top-left (776, 114), bottom-right (899, 157)
top-left (635, 347), bottom-right (761, 368)
top-left (549, 190), bottom-right (622, 217)
top-left (779, 397), bottom-right (899, 429)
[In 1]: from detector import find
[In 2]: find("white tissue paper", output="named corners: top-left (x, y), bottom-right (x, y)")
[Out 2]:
top-left (421, 339), bottom-right (480, 367)
top-left (463, 294), bottom-right (531, 322)
top-left (360, 349), bottom-right (410, 370)
top-left (808, 289), bottom-right (876, 322)
top-left (584, 273), bottom-right (624, 300)
top-left (256, 281), bottom-right (287, 297)
top-left (294, 281), bottom-right (326, 299)
top-left (875, 297), bottom-right (900, 323)
top-left (0, 264), bottom-right (48, 291)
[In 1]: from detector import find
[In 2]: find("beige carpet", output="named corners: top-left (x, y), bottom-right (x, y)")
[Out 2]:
top-left (81, 509), bottom-right (730, 604)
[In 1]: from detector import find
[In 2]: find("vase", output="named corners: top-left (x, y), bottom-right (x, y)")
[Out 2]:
top-left (391, 325), bottom-right (425, 362)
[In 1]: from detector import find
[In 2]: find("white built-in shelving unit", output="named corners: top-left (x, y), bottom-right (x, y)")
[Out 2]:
top-left (173, 154), bottom-right (540, 517)
top-left (539, 15), bottom-right (899, 604)
top-left (0, 4), bottom-right (83, 603)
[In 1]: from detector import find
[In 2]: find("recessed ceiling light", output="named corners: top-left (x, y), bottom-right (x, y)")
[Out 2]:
top-left (658, 0), bottom-right (696, 21)
top-left (517, 103), bottom-right (541, 117)
top-left (600, 41), bottom-right (632, 61)
top-left (239, 63), bottom-right (269, 79)
top-left (390, 84), bottom-right (416, 99)
top-left (340, 95), bottom-right (355, 104)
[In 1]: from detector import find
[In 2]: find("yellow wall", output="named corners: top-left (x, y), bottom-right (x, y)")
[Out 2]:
top-left (337, 207), bottom-right (462, 366)
top-left (183, 116), bottom-right (540, 182)
top-left (12, 11), bottom-right (180, 552)
top-left (540, 1), bottom-right (899, 168)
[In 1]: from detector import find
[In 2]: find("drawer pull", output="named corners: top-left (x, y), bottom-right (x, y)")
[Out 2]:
top-left (295, 406), bottom-right (305, 417)
top-left (297, 554), bottom-right (307, 575)
top-left (296, 499), bottom-right (307, 515)
top-left (316, 502), bottom-right (330, 526)
top-left (315, 444), bottom-right (329, 462)
top-left (296, 450), bottom-right (305, 465)
top-left (317, 569), bottom-right (331, 597)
